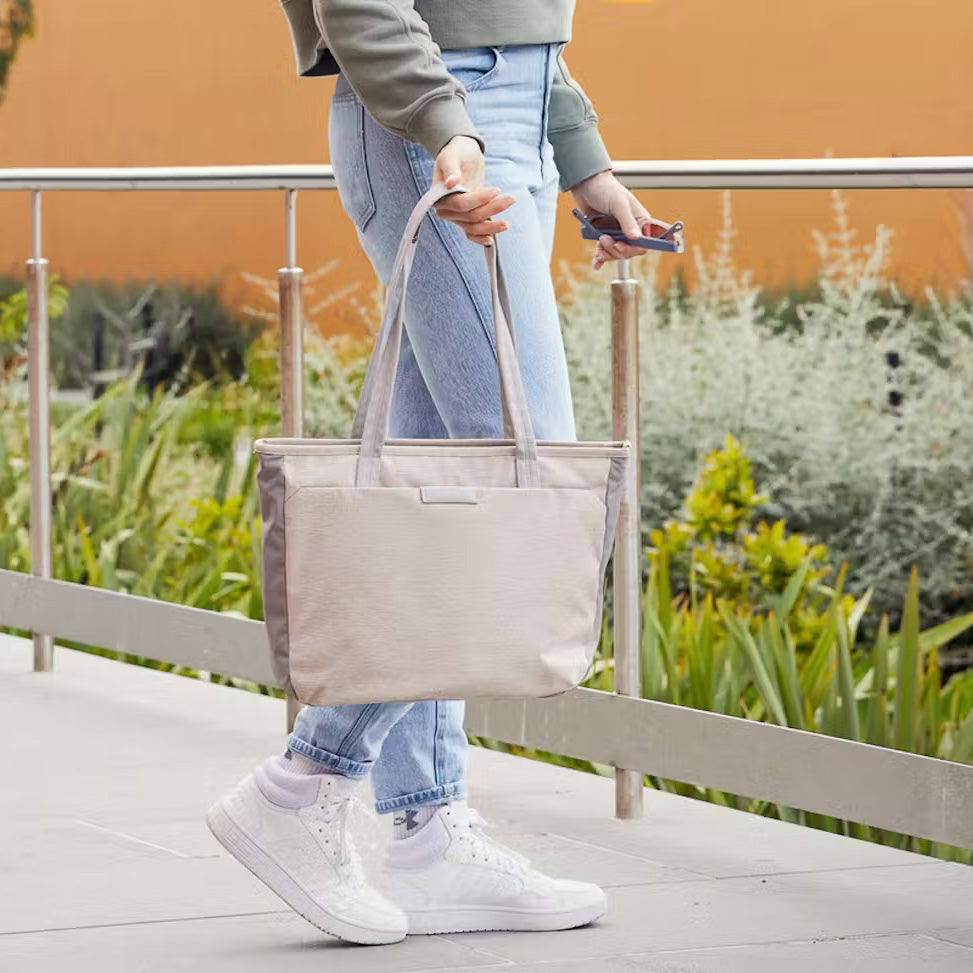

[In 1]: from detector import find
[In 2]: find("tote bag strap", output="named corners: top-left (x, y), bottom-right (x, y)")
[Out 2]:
top-left (351, 183), bottom-right (458, 441)
top-left (353, 182), bottom-right (522, 447)
top-left (356, 215), bottom-right (524, 452)
top-left (353, 183), bottom-right (541, 489)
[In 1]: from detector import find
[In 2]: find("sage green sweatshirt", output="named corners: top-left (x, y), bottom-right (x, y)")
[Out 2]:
top-left (279, 0), bottom-right (612, 190)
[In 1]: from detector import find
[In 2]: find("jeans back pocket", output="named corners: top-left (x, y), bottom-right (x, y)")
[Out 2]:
top-left (328, 92), bottom-right (377, 233)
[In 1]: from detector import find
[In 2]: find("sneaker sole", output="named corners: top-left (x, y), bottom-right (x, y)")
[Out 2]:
top-left (206, 798), bottom-right (406, 946)
top-left (404, 899), bottom-right (607, 935)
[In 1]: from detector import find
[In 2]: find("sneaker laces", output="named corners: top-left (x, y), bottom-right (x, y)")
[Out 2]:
top-left (465, 809), bottom-right (530, 874)
top-left (314, 793), bottom-right (366, 881)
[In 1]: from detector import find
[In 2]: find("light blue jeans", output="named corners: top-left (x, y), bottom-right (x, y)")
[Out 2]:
top-left (288, 43), bottom-right (577, 814)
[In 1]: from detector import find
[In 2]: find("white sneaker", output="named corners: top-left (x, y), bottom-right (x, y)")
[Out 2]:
top-left (206, 759), bottom-right (407, 945)
top-left (382, 801), bottom-right (607, 934)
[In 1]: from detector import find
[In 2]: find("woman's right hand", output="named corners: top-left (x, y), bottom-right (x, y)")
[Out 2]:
top-left (434, 135), bottom-right (515, 247)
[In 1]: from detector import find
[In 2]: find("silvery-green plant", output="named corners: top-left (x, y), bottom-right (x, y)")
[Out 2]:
top-left (560, 190), bottom-right (973, 624)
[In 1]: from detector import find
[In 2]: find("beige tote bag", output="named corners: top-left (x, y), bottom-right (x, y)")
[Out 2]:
top-left (255, 183), bottom-right (630, 706)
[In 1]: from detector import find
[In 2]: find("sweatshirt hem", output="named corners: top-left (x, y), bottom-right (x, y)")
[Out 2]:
top-left (407, 93), bottom-right (485, 158)
top-left (416, 0), bottom-right (574, 48)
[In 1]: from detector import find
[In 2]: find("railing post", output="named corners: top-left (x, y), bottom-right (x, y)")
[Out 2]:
top-left (612, 258), bottom-right (643, 819)
top-left (279, 189), bottom-right (305, 733)
top-left (27, 190), bottom-right (54, 672)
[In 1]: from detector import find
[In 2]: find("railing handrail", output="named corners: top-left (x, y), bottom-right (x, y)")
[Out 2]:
top-left (1, 156), bottom-right (973, 190)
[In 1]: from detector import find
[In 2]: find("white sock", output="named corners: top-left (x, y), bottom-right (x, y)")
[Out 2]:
top-left (279, 749), bottom-right (336, 776)
top-left (392, 803), bottom-right (443, 839)
top-left (252, 751), bottom-right (342, 810)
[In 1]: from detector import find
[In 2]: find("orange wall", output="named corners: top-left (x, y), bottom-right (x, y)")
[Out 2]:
top-left (0, 0), bottom-right (971, 324)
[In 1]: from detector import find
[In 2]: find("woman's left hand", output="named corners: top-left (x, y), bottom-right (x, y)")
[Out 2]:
top-left (570, 170), bottom-right (655, 271)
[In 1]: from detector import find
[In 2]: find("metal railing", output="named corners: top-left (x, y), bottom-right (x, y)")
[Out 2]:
top-left (3, 158), bottom-right (973, 842)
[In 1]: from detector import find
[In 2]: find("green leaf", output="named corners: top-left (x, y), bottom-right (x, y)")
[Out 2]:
top-left (883, 612), bottom-right (973, 658)
top-left (835, 607), bottom-right (861, 741)
top-left (134, 430), bottom-right (168, 507)
top-left (892, 567), bottom-right (921, 753)
top-left (649, 607), bottom-right (682, 707)
top-left (769, 614), bottom-right (806, 731)
top-left (923, 647), bottom-right (942, 758)
top-left (720, 607), bottom-right (788, 727)
top-left (847, 587), bottom-right (873, 643)
top-left (77, 518), bottom-right (101, 587)
top-left (774, 556), bottom-right (811, 620)
top-left (801, 606), bottom-right (838, 712)
top-left (213, 448), bottom-right (234, 505)
top-left (949, 704), bottom-right (973, 765)
top-left (640, 562), bottom-right (663, 700)
top-left (864, 615), bottom-right (890, 748)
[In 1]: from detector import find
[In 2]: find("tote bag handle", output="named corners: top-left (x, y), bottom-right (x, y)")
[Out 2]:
top-left (353, 183), bottom-right (521, 440)
top-left (353, 183), bottom-right (541, 488)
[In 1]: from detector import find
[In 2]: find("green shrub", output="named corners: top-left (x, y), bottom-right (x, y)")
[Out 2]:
top-left (651, 434), bottom-right (838, 650)
top-left (566, 435), bottom-right (973, 861)
top-left (44, 280), bottom-right (258, 391)
top-left (240, 325), bottom-right (370, 440)
top-left (0, 277), bottom-right (69, 375)
top-left (629, 556), bottom-right (973, 862)
top-left (0, 374), bottom-right (258, 601)
top-left (561, 190), bottom-right (973, 630)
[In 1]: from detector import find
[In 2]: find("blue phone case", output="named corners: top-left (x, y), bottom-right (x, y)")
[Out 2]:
top-left (571, 209), bottom-right (685, 253)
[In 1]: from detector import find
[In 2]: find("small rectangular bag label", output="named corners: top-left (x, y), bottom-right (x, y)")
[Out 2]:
top-left (420, 486), bottom-right (480, 505)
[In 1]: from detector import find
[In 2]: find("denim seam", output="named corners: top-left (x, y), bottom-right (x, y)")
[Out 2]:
top-left (403, 139), bottom-right (499, 363)
top-left (374, 781), bottom-right (464, 814)
top-left (286, 734), bottom-right (371, 778)
top-left (334, 701), bottom-right (381, 757)
top-left (434, 700), bottom-right (443, 786)
top-left (539, 45), bottom-right (552, 185)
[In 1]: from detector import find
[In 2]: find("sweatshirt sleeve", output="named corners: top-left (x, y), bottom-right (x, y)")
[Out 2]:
top-left (548, 53), bottom-right (613, 192)
top-left (312, 0), bottom-right (483, 158)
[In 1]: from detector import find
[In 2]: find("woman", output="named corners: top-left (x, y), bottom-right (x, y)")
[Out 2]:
top-left (208, 0), bottom-right (657, 945)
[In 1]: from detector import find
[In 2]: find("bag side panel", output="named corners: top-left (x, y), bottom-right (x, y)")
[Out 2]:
top-left (537, 451), bottom-right (629, 695)
top-left (257, 453), bottom-right (295, 696)
top-left (596, 452), bottom-right (629, 640)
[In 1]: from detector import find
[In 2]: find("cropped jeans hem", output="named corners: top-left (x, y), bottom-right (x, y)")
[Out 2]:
top-left (374, 781), bottom-right (464, 815)
top-left (286, 734), bottom-right (371, 778)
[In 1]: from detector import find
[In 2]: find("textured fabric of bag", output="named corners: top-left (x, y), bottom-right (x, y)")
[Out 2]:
top-left (255, 184), bottom-right (629, 706)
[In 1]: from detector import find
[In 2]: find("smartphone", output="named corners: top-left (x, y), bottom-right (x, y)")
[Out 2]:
top-left (572, 208), bottom-right (685, 253)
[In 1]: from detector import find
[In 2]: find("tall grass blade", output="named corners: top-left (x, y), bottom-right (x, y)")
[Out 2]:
top-left (775, 556), bottom-right (811, 621)
top-left (865, 615), bottom-right (890, 748)
top-left (892, 567), bottom-right (921, 752)
top-left (922, 647), bottom-right (942, 758)
top-left (720, 607), bottom-right (788, 726)
top-left (835, 608), bottom-right (861, 741)
top-left (769, 615), bottom-right (806, 730)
